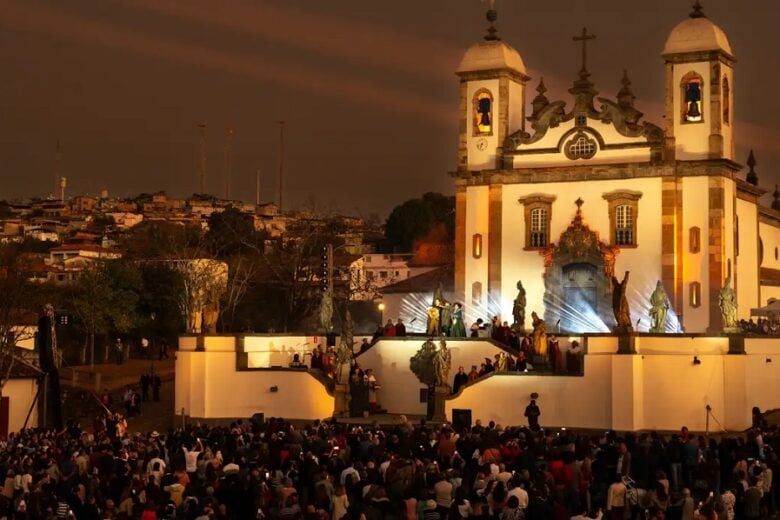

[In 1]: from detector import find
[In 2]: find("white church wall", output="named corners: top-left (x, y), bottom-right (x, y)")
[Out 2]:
top-left (508, 81), bottom-right (525, 136)
top-left (445, 355), bottom-right (613, 429)
top-left (759, 221), bottom-right (780, 272)
top-left (499, 178), bottom-right (662, 331)
top-left (682, 176), bottom-right (710, 332)
top-left (672, 61), bottom-right (711, 160)
top-left (466, 79), bottom-right (500, 171)
top-left (175, 350), bottom-right (334, 420)
top-left (513, 146), bottom-right (651, 169)
top-left (5, 379), bottom-right (38, 432)
top-left (721, 68), bottom-right (734, 160)
top-left (635, 335), bottom-right (728, 355)
top-left (465, 186), bottom-right (490, 323)
top-left (736, 198), bottom-right (760, 318)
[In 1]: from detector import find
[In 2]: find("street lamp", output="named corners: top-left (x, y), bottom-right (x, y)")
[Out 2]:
top-left (378, 302), bottom-right (385, 324)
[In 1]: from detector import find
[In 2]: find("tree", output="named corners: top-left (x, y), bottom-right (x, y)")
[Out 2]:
top-left (137, 263), bottom-right (186, 344)
top-left (384, 192), bottom-right (455, 252)
top-left (204, 206), bottom-right (266, 257)
top-left (69, 260), bottom-right (141, 366)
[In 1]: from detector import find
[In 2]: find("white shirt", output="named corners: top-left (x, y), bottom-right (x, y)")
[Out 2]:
top-left (340, 467), bottom-right (360, 485)
top-left (508, 486), bottom-right (529, 509)
top-left (182, 448), bottom-right (200, 473)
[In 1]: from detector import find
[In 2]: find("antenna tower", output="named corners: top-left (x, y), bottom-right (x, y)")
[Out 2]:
top-left (197, 123), bottom-right (207, 194)
top-left (223, 127), bottom-right (234, 200)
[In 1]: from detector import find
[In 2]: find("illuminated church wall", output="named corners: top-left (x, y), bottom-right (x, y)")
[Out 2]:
top-left (671, 61), bottom-right (712, 160)
top-left (495, 177), bottom-right (663, 332)
top-left (736, 197), bottom-right (760, 318)
top-left (464, 79), bottom-right (500, 171)
top-left (464, 185), bottom-right (490, 321)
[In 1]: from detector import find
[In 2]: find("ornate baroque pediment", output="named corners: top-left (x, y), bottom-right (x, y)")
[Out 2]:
top-left (540, 204), bottom-right (620, 286)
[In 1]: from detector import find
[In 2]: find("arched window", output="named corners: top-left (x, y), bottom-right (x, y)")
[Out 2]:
top-left (602, 190), bottom-right (642, 247)
top-left (681, 72), bottom-right (704, 123)
top-left (530, 207), bottom-right (548, 248)
top-left (615, 205), bottom-right (634, 245)
top-left (722, 77), bottom-right (730, 125)
top-left (473, 90), bottom-right (493, 135)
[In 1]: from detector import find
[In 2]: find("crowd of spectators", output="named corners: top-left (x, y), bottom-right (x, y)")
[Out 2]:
top-left (739, 319), bottom-right (780, 336)
top-left (0, 407), bottom-right (776, 520)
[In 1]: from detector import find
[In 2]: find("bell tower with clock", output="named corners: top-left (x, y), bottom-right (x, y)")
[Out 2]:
top-left (456, 5), bottom-right (530, 172)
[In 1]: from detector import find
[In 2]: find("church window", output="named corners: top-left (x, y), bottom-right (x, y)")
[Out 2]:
top-left (473, 90), bottom-right (493, 135)
top-left (690, 282), bottom-right (701, 308)
top-left (471, 281), bottom-right (483, 306)
top-left (575, 115), bottom-right (587, 127)
top-left (530, 208), bottom-right (548, 248)
top-left (681, 72), bottom-right (704, 123)
top-left (518, 194), bottom-right (555, 250)
top-left (722, 77), bottom-right (730, 125)
top-left (615, 205), bottom-right (633, 246)
top-left (564, 132), bottom-right (597, 160)
top-left (689, 227), bottom-right (701, 254)
top-left (603, 191), bottom-right (642, 248)
top-left (472, 234), bottom-right (483, 259)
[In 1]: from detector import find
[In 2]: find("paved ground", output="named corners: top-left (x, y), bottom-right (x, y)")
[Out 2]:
top-left (60, 355), bottom-right (176, 433)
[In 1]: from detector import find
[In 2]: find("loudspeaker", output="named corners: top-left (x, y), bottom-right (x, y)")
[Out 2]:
top-left (251, 413), bottom-right (265, 426)
top-left (452, 409), bottom-right (472, 430)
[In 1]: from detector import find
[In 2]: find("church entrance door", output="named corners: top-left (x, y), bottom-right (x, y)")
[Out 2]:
top-left (562, 263), bottom-right (598, 331)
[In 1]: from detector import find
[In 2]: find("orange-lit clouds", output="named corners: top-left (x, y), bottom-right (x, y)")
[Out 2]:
top-left (114, 0), bottom-right (460, 81)
top-left (1, 2), bottom-right (454, 124)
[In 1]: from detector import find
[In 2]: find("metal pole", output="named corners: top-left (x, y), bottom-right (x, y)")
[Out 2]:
top-left (255, 168), bottom-right (261, 206)
top-left (277, 121), bottom-right (285, 211)
top-left (705, 404), bottom-right (711, 439)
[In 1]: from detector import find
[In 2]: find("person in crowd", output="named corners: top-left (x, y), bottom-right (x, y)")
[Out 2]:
top-left (452, 366), bottom-right (469, 394)
top-left (152, 373), bottom-right (162, 402)
top-left (395, 318), bottom-right (407, 337)
top-left (311, 345), bottom-right (324, 370)
top-left (140, 373), bottom-right (150, 402)
top-left (384, 319), bottom-right (397, 337)
top-left (0, 399), bottom-right (772, 520)
top-left (467, 365), bottom-right (479, 383)
top-left (470, 319), bottom-right (483, 338)
top-left (524, 399), bottom-right (541, 431)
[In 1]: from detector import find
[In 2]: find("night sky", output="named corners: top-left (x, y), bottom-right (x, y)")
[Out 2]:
top-left (1, 0), bottom-right (776, 216)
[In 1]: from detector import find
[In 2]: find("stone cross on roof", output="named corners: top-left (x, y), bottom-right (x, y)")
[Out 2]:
top-left (484, 0), bottom-right (500, 41)
top-left (573, 27), bottom-right (596, 75)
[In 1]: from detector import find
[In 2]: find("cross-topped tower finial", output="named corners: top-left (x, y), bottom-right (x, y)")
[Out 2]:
top-left (483, 0), bottom-right (500, 41)
top-left (573, 27), bottom-right (597, 77)
top-left (690, 1), bottom-right (705, 18)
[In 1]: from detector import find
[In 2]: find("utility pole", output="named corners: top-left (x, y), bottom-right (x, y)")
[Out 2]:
top-left (54, 140), bottom-right (62, 199)
top-left (255, 168), bottom-right (261, 206)
top-left (277, 120), bottom-right (285, 211)
top-left (223, 127), bottom-right (234, 200)
top-left (197, 123), bottom-right (207, 194)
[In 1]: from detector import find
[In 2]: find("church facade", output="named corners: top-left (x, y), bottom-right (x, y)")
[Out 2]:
top-left (454, 4), bottom-right (780, 333)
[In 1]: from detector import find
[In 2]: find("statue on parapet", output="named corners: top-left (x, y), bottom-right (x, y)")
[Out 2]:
top-left (612, 271), bottom-right (633, 333)
top-left (320, 287), bottom-right (334, 333)
top-left (512, 281), bottom-right (527, 331)
top-left (649, 280), bottom-right (669, 333)
top-left (432, 339), bottom-right (452, 387)
top-left (426, 303), bottom-right (441, 336)
top-left (719, 274), bottom-right (738, 332)
top-left (531, 311), bottom-right (547, 356)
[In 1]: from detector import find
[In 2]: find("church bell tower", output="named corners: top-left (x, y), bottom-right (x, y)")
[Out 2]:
top-left (662, 1), bottom-right (735, 161)
top-left (456, 5), bottom-right (530, 172)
